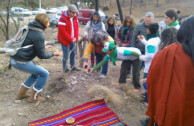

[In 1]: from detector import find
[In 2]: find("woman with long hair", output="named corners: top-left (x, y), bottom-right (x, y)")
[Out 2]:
top-left (105, 17), bottom-right (118, 44)
top-left (84, 11), bottom-right (106, 68)
top-left (118, 16), bottom-right (136, 81)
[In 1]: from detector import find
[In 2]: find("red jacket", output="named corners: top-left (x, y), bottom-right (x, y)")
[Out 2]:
top-left (58, 10), bottom-right (79, 47)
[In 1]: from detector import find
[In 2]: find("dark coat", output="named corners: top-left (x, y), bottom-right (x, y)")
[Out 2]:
top-left (12, 20), bottom-right (54, 62)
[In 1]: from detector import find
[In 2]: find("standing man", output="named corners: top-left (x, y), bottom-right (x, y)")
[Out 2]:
top-left (58, 4), bottom-right (80, 72)
top-left (132, 12), bottom-right (155, 53)
top-left (130, 12), bottom-right (155, 92)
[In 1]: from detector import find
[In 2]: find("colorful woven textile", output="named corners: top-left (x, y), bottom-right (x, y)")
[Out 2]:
top-left (28, 99), bottom-right (126, 126)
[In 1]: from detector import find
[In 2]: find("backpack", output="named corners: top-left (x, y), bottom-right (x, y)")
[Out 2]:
top-left (4, 25), bottom-right (43, 56)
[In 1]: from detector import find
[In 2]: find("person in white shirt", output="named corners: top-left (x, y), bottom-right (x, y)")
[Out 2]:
top-left (138, 23), bottom-right (160, 104)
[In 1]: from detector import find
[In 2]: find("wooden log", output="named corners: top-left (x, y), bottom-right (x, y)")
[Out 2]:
top-left (0, 40), bottom-right (59, 54)
top-left (78, 38), bottom-right (88, 68)
top-left (0, 48), bottom-right (6, 54)
top-left (45, 40), bottom-right (59, 45)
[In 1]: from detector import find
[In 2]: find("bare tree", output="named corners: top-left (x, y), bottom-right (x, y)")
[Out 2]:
top-left (0, 0), bottom-right (21, 41)
top-left (0, 0), bottom-right (11, 40)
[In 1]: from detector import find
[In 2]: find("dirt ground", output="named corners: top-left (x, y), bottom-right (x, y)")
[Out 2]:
top-left (0, 26), bottom-right (148, 126)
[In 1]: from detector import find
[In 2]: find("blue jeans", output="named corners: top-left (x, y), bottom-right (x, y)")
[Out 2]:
top-left (140, 61), bottom-right (145, 70)
top-left (10, 58), bottom-right (49, 91)
top-left (143, 72), bottom-right (148, 102)
top-left (95, 53), bottom-right (108, 76)
top-left (61, 43), bottom-right (76, 70)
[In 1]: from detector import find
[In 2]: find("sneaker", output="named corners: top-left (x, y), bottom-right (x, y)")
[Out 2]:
top-left (140, 118), bottom-right (150, 126)
top-left (140, 100), bottom-right (148, 106)
top-left (99, 74), bottom-right (106, 78)
top-left (142, 93), bottom-right (146, 98)
top-left (71, 67), bottom-right (81, 71)
top-left (126, 74), bottom-right (130, 79)
top-left (64, 68), bottom-right (69, 73)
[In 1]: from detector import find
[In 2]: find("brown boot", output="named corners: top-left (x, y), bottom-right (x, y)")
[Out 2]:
top-left (28, 89), bottom-right (45, 103)
top-left (16, 84), bottom-right (30, 100)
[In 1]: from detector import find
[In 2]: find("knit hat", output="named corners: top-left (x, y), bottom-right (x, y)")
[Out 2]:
top-left (148, 23), bottom-right (159, 34)
top-left (68, 4), bottom-right (78, 13)
top-left (102, 41), bottom-right (116, 52)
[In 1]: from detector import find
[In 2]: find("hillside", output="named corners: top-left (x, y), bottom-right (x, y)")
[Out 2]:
top-left (100, 0), bottom-right (194, 21)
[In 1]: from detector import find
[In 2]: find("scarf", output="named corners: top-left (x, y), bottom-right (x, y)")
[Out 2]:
top-left (146, 33), bottom-right (159, 41)
top-left (122, 26), bottom-right (130, 42)
top-left (109, 48), bottom-right (117, 66)
top-left (168, 20), bottom-right (179, 27)
top-left (90, 21), bottom-right (102, 33)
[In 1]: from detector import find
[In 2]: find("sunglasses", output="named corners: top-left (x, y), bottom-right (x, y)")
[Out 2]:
top-left (70, 11), bottom-right (76, 14)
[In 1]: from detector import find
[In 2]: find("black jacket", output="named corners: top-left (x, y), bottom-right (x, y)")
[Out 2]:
top-left (12, 20), bottom-right (54, 62)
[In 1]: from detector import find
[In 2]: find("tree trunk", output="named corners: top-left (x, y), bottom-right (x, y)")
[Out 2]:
top-left (6, 0), bottom-right (11, 40)
top-left (130, 0), bottom-right (133, 15)
top-left (95, 0), bottom-right (99, 12)
top-left (116, 0), bottom-right (123, 23)
top-left (156, 0), bottom-right (159, 7)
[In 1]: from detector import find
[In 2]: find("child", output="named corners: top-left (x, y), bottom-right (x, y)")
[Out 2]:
top-left (138, 22), bottom-right (160, 105)
top-left (88, 41), bottom-right (141, 91)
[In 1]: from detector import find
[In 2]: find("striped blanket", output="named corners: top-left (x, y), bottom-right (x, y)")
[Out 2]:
top-left (28, 99), bottom-right (126, 126)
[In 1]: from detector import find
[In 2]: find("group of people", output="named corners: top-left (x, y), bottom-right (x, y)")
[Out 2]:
top-left (9, 4), bottom-right (194, 126)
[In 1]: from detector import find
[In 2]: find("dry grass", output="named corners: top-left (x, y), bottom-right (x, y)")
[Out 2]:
top-left (88, 84), bottom-right (124, 107)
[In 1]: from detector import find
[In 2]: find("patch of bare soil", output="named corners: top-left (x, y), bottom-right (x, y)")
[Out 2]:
top-left (0, 27), bottom-right (147, 126)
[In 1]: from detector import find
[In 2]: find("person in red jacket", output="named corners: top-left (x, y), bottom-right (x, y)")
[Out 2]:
top-left (58, 4), bottom-right (80, 72)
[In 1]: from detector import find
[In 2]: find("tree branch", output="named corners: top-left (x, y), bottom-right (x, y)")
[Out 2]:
top-left (11, 15), bottom-right (20, 31)
top-left (0, 14), bottom-right (7, 28)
